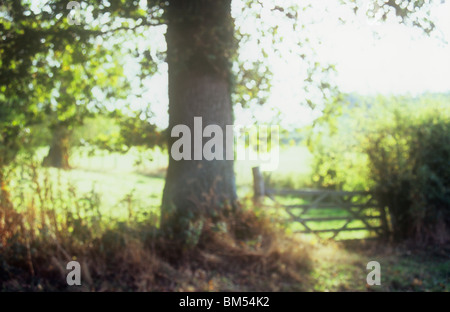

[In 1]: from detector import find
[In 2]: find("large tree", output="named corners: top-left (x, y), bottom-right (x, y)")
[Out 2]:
top-left (161, 0), bottom-right (238, 238)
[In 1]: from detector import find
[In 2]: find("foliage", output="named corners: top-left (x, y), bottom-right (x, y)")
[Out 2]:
top-left (307, 94), bottom-right (372, 190)
top-left (72, 112), bottom-right (165, 155)
top-left (116, 111), bottom-right (166, 151)
top-left (0, 0), bottom-right (159, 168)
top-left (1, 0), bottom-right (436, 165)
top-left (341, 0), bottom-right (437, 34)
top-left (308, 93), bottom-right (450, 242)
top-left (364, 102), bottom-right (450, 242)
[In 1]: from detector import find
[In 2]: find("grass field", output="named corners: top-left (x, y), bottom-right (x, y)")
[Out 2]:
top-left (10, 144), bottom-right (379, 240)
top-left (11, 145), bottom-right (314, 219)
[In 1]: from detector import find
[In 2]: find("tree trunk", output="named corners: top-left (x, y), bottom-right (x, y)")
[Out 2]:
top-left (43, 126), bottom-right (71, 169)
top-left (161, 0), bottom-right (237, 239)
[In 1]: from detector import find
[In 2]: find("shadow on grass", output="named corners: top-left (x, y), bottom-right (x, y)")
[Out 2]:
top-left (135, 167), bottom-right (167, 180)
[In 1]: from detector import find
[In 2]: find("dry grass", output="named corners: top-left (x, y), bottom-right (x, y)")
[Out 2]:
top-left (0, 165), bottom-right (313, 291)
top-left (0, 211), bottom-right (313, 291)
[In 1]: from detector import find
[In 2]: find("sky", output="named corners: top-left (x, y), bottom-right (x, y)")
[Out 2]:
top-left (129, 0), bottom-right (450, 129)
top-left (245, 0), bottom-right (450, 128)
top-left (314, 0), bottom-right (450, 95)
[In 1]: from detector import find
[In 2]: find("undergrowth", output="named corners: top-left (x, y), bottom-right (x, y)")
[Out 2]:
top-left (0, 161), bottom-right (312, 291)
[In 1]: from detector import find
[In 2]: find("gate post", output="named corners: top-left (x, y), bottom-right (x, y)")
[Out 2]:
top-left (379, 204), bottom-right (390, 238)
top-left (252, 166), bottom-right (265, 204)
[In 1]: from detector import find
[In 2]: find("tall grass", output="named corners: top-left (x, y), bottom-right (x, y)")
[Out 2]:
top-left (0, 158), bottom-right (312, 291)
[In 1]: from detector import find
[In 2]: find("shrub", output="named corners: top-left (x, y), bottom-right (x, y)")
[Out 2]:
top-left (309, 94), bottom-right (450, 243)
top-left (365, 113), bottom-right (450, 243)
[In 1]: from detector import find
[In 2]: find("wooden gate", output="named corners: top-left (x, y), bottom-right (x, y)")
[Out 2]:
top-left (253, 168), bottom-right (389, 239)
top-left (267, 188), bottom-right (389, 239)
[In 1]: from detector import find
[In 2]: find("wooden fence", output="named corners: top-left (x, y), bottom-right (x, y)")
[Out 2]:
top-left (253, 167), bottom-right (389, 239)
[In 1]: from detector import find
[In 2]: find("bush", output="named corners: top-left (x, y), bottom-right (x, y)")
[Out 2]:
top-left (309, 94), bottom-right (450, 243)
top-left (365, 113), bottom-right (450, 243)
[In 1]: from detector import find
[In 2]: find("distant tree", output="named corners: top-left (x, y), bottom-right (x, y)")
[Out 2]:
top-left (0, 0), bottom-right (155, 203)
top-left (40, 37), bottom-right (130, 169)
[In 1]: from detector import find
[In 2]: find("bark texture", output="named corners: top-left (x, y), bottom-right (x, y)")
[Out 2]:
top-left (161, 0), bottom-right (237, 239)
